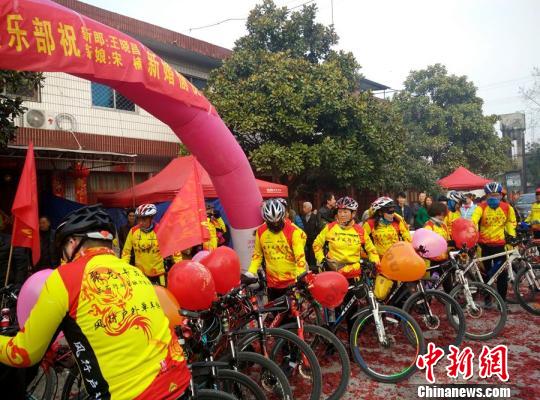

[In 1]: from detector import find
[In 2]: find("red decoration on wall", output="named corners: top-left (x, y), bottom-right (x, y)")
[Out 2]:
top-left (71, 163), bottom-right (90, 204)
top-left (51, 172), bottom-right (65, 198)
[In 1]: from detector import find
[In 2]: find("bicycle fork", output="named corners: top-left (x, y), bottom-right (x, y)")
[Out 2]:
top-left (368, 291), bottom-right (388, 346)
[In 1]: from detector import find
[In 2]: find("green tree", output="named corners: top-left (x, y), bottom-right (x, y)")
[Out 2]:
top-left (393, 64), bottom-right (512, 180)
top-left (0, 70), bottom-right (44, 148)
top-left (525, 142), bottom-right (540, 188)
top-left (207, 0), bottom-right (405, 198)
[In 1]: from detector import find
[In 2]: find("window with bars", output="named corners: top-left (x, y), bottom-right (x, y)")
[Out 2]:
top-left (91, 82), bottom-right (136, 112)
top-left (1, 82), bottom-right (40, 102)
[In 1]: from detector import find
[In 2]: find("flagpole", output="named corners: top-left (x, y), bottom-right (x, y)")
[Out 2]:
top-left (4, 245), bottom-right (14, 287)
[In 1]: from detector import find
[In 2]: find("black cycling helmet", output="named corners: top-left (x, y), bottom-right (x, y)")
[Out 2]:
top-left (55, 204), bottom-right (116, 249)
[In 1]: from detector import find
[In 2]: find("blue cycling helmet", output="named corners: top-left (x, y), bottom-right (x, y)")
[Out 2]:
top-left (484, 182), bottom-right (503, 194)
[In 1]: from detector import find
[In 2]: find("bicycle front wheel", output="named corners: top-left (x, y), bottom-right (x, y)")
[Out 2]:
top-left (450, 281), bottom-right (507, 340)
top-left (238, 327), bottom-right (322, 400)
top-left (26, 364), bottom-right (57, 400)
top-left (280, 323), bottom-right (350, 400)
top-left (194, 388), bottom-right (239, 400)
top-left (403, 290), bottom-right (466, 351)
top-left (514, 263), bottom-right (540, 315)
top-left (349, 305), bottom-right (425, 383)
top-left (193, 368), bottom-right (266, 400)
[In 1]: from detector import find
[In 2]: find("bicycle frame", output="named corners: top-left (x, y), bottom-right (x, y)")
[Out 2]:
top-left (462, 248), bottom-right (520, 286)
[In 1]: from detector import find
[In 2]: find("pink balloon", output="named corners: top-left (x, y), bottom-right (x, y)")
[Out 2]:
top-left (17, 269), bottom-right (53, 327)
top-left (412, 228), bottom-right (448, 259)
top-left (192, 250), bottom-right (210, 263)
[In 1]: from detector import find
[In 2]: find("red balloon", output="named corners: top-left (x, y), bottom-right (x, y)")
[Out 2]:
top-left (168, 261), bottom-right (217, 311)
top-left (308, 271), bottom-right (349, 309)
top-left (451, 218), bottom-right (479, 249)
top-left (199, 247), bottom-right (241, 295)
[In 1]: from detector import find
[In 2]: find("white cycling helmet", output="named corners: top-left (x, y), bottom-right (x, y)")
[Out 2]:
top-left (135, 203), bottom-right (157, 217)
top-left (371, 196), bottom-right (395, 212)
top-left (484, 182), bottom-right (503, 194)
top-left (336, 196), bottom-right (359, 211)
top-left (447, 191), bottom-right (465, 203)
top-left (262, 199), bottom-right (286, 223)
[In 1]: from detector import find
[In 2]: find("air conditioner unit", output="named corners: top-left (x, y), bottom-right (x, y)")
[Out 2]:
top-left (24, 109), bottom-right (57, 130)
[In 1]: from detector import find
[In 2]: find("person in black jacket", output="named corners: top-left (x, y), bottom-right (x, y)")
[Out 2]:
top-left (396, 192), bottom-right (413, 227)
top-left (34, 216), bottom-right (59, 270)
top-left (300, 202), bottom-right (321, 269)
top-left (318, 192), bottom-right (336, 226)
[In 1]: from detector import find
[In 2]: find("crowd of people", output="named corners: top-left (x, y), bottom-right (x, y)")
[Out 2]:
top-left (248, 184), bottom-right (540, 307)
top-left (0, 184), bottom-right (539, 399)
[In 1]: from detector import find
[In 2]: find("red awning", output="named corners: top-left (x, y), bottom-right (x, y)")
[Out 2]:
top-left (437, 166), bottom-right (493, 190)
top-left (97, 157), bottom-right (288, 207)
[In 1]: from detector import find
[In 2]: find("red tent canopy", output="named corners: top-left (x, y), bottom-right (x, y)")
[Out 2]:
top-left (98, 157), bottom-right (288, 207)
top-left (437, 166), bottom-right (492, 190)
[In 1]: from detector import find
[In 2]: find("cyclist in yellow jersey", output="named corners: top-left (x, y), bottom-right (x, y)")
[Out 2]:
top-left (525, 188), bottom-right (540, 239)
top-left (313, 196), bottom-right (379, 331)
top-left (248, 199), bottom-right (307, 299)
top-left (472, 182), bottom-right (517, 301)
top-left (122, 204), bottom-right (181, 286)
top-left (444, 191), bottom-right (464, 235)
top-left (313, 196), bottom-right (379, 279)
top-left (363, 197), bottom-right (411, 257)
top-left (424, 202), bottom-right (453, 292)
top-left (0, 205), bottom-right (190, 400)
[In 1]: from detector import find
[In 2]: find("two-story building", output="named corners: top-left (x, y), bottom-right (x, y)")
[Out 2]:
top-left (0, 0), bottom-right (231, 213)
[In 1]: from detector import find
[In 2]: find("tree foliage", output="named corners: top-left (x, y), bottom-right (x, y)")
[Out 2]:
top-left (0, 70), bottom-right (44, 148)
top-left (207, 0), bottom-right (404, 198)
top-left (393, 64), bottom-right (511, 180)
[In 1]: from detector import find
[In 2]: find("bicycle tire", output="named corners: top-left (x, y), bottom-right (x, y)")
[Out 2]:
top-left (450, 281), bottom-right (507, 340)
top-left (514, 263), bottom-right (540, 315)
top-left (26, 364), bottom-right (57, 400)
top-left (506, 260), bottom-right (525, 304)
top-left (194, 388), bottom-right (239, 399)
top-left (403, 289), bottom-right (466, 351)
top-left (193, 369), bottom-right (266, 400)
top-left (60, 368), bottom-right (89, 400)
top-left (349, 305), bottom-right (425, 383)
top-left (218, 351), bottom-right (293, 400)
top-left (280, 322), bottom-right (350, 400)
top-left (237, 327), bottom-right (322, 400)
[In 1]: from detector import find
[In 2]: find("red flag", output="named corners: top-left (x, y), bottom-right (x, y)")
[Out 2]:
top-left (156, 156), bottom-right (210, 257)
top-left (11, 142), bottom-right (40, 265)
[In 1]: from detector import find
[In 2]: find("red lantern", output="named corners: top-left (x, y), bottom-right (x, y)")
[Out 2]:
top-left (451, 218), bottom-right (479, 249)
top-left (71, 162), bottom-right (90, 204)
top-left (168, 261), bottom-right (217, 311)
top-left (308, 271), bottom-right (349, 309)
top-left (51, 172), bottom-right (65, 198)
top-left (199, 246), bottom-right (241, 295)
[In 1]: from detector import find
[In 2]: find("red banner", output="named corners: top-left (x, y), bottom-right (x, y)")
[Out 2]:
top-left (11, 142), bottom-right (40, 265)
top-left (0, 0), bottom-right (213, 114)
top-left (155, 156), bottom-right (210, 257)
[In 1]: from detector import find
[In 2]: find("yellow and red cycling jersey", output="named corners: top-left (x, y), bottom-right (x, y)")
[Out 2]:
top-left (363, 214), bottom-right (412, 257)
top-left (424, 220), bottom-right (450, 261)
top-left (0, 248), bottom-right (190, 400)
top-left (248, 220), bottom-right (307, 288)
top-left (525, 202), bottom-right (540, 230)
top-left (122, 225), bottom-right (181, 279)
top-left (444, 210), bottom-right (461, 236)
top-left (313, 221), bottom-right (380, 279)
top-left (472, 202), bottom-right (516, 246)
top-left (203, 218), bottom-right (218, 251)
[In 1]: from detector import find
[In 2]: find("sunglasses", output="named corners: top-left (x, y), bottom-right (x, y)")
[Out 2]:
top-left (383, 208), bottom-right (395, 214)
